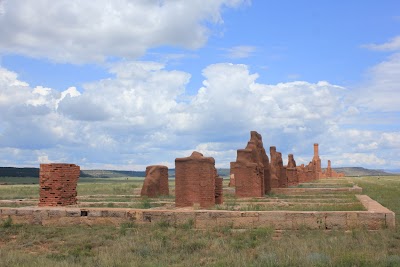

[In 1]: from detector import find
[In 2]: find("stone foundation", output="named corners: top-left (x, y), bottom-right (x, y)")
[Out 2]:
top-left (0, 195), bottom-right (394, 230)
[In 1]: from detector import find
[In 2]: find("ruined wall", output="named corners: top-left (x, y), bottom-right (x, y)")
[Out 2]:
top-left (232, 131), bottom-right (270, 197)
top-left (39, 163), bottom-right (80, 207)
top-left (320, 160), bottom-right (345, 178)
top-left (270, 147), bottom-right (287, 188)
top-left (296, 164), bottom-right (307, 183)
top-left (286, 154), bottom-right (298, 186)
top-left (141, 165), bottom-right (169, 197)
top-left (215, 176), bottom-right (223, 204)
top-left (175, 151), bottom-right (219, 208)
top-left (229, 162), bottom-right (236, 187)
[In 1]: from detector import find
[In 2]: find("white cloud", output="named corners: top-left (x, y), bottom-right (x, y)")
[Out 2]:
top-left (355, 53), bottom-right (400, 111)
top-left (224, 45), bottom-right (257, 58)
top-left (339, 153), bottom-right (386, 166)
top-left (362, 36), bottom-right (400, 51)
top-left (354, 37), bottom-right (400, 112)
top-left (0, 0), bottom-right (248, 64)
top-left (1, 63), bottom-right (400, 169)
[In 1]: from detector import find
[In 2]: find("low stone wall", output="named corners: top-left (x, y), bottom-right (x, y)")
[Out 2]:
top-left (0, 195), bottom-right (394, 230)
top-left (270, 185), bottom-right (362, 195)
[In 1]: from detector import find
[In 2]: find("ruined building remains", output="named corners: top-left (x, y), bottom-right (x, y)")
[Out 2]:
top-left (39, 163), bottom-right (80, 207)
top-left (175, 151), bottom-right (223, 208)
top-left (286, 154), bottom-right (299, 186)
top-left (320, 160), bottom-right (345, 178)
top-left (231, 131), bottom-right (271, 197)
top-left (270, 146), bottom-right (287, 188)
top-left (141, 165), bottom-right (169, 197)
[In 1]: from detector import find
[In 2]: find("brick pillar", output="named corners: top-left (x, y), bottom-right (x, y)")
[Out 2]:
top-left (175, 151), bottom-right (218, 208)
top-left (312, 143), bottom-right (322, 176)
top-left (215, 176), bottom-right (223, 204)
top-left (286, 154), bottom-right (298, 186)
top-left (39, 163), bottom-right (80, 207)
top-left (141, 165), bottom-right (169, 197)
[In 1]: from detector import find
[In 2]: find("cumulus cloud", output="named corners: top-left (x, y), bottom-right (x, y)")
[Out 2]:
top-left (1, 62), bottom-right (399, 169)
top-left (354, 37), bottom-right (400, 112)
top-left (0, 0), bottom-right (248, 63)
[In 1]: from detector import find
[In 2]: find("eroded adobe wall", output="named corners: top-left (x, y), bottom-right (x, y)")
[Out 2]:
top-left (141, 165), bottom-right (169, 197)
top-left (233, 131), bottom-right (269, 197)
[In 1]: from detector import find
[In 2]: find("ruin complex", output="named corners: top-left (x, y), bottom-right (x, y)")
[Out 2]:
top-left (140, 165), bottom-right (169, 197)
top-left (38, 163), bottom-right (80, 207)
top-left (320, 160), bottom-right (345, 178)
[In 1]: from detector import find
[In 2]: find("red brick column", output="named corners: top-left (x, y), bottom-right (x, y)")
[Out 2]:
top-left (175, 151), bottom-right (218, 208)
top-left (39, 163), bottom-right (80, 206)
top-left (141, 165), bottom-right (169, 197)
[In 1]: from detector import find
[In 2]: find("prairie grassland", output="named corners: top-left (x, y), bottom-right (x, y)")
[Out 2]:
top-left (0, 176), bottom-right (399, 266)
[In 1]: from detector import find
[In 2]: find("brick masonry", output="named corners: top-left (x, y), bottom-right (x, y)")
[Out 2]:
top-left (39, 163), bottom-right (80, 207)
top-left (232, 131), bottom-right (270, 197)
top-left (175, 151), bottom-right (221, 208)
top-left (141, 165), bottom-right (169, 197)
top-left (286, 154), bottom-right (298, 186)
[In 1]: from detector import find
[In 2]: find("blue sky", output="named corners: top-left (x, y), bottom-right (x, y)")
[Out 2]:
top-left (0, 0), bottom-right (399, 170)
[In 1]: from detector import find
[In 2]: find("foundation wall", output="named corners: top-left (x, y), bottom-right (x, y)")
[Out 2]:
top-left (271, 185), bottom-right (362, 195)
top-left (0, 195), bottom-right (394, 230)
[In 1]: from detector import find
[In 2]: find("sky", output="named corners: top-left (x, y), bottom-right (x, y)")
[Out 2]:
top-left (0, 0), bottom-right (399, 170)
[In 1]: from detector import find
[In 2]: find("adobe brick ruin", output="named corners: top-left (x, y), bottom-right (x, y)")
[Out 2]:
top-left (39, 163), bottom-right (80, 207)
top-left (312, 143), bottom-right (322, 179)
top-left (175, 151), bottom-right (223, 208)
top-left (320, 160), bottom-right (345, 178)
top-left (229, 133), bottom-right (345, 194)
top-left (286, 154), bottom-right (298, 186)
top-left (141, 165), bottom-right (169, 197)
top-left (231, 131), bottom-right (271, 197)
top-left (270, 146), bottom-right (287, 188)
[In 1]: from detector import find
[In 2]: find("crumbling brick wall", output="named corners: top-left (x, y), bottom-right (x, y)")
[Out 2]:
top-left (39, 163), bottom-right (80, 207)
top-left (175, 151), bottom-right (221, 208)
top-left (286, 154), bottom-right (298, 186)
top-left (141, 165), bottom-right (169, 197)
top-left (232, 131), bottom-right (270, 197)
top-left (320, 160), bottom-right (345, 178)
top-left (215, 176), bottom-right (223, 204)
top-left (270, 147), bottom-right (287, 188)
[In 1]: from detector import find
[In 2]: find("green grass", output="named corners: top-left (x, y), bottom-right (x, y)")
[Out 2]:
top-left (0, 176), bottom-right (399, 266)
top-left (0, 216), bottom-right (399, 266)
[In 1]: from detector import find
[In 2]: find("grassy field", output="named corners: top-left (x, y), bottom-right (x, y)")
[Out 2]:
top-left (0, 176), bottom-right (399, 266)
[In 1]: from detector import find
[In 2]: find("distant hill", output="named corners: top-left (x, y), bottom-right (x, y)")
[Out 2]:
top-left (329, 167), bottom-right (393, 177)
top-left (0, 166), bottom-right (394, 178)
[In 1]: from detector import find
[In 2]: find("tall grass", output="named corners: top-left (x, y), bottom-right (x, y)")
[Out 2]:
top-left (0, 176), bottom-right (399, 266)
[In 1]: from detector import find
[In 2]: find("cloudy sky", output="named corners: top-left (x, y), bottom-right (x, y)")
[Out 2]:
top-left (0, 0), bottom-right (399, 170)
